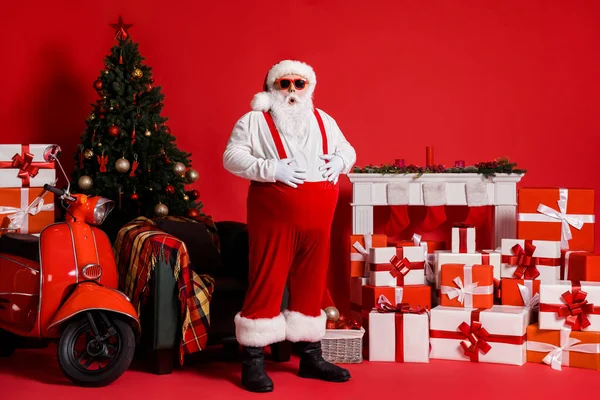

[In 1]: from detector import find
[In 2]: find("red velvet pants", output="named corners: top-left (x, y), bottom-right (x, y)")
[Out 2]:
top-left (241, 180), bottom-right (339, 320)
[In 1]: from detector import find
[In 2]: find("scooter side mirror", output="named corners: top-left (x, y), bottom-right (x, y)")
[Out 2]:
top-left (43, 144), bottom-right (62, 162)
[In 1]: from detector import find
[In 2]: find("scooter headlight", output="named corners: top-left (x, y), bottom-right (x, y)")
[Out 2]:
top-left (92, 198), bottom-right (114, 225)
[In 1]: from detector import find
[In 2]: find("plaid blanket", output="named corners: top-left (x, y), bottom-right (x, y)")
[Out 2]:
top-left (114, 215), bottom-right (218, 364)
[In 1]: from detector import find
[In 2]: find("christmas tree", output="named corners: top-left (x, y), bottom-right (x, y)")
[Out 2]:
top-left (72, 17), bottom-right (202, 230)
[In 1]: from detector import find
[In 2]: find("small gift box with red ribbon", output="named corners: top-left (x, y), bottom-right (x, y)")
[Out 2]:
top-left (517, 188), bottom-right (595, 252)
top-left (451, 224), bottom-right (476, 253)
top-left (367, 295), bottom-right (430, 363)
top-left (368, 246), bottom-right (426, 287)
top-left (440, 264), bottom-right (494, 308)
top-left (539, 280), bottom-right (600, 331)
top-left (501, 278), bottom-right (541, 313)
top-left (0, 187), bottom-right (54, 235)
top-left (562, 251), bottom-right (600, 281)
top-left (430, 305), bottom-right (529, 365)
top-left (500, 239), bottom-right (561, 283)
top-left (350, 234), bottom-right (387, 277)
top-left (0, 144), bottom-right (56, 188)
top-left (361, 285), bottom-right (431, 315)
top-left (527, 324), bottom-right (600, 371)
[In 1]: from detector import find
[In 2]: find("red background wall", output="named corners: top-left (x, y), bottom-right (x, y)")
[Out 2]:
top-left (3, 0), bottom-right (600, 311)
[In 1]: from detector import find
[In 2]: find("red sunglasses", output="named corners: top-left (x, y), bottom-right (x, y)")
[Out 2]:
top-left (277, 78), bottom-right (307, 90)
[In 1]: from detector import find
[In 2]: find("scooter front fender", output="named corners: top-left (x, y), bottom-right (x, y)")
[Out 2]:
top-left (46, 282), bottom-right (140, 338)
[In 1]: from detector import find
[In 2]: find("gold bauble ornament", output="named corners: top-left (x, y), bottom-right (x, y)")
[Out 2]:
top-left (324, 306), bottom-right (340, 322)
top-left (88, 113), bottom-right (96, 121)
top-left (78, 175), bottom-right (94, 191)
top-left (83, 149), bottom-right (94, 159)
top-left (144, 129), bottom-right (152, 137)
top-left (183, 194), bottom-right (190, 201)
top-left (103, 95), bottom-right (107, 99)
top-left (154, 203), bottom-right (169, 217)
top-left (115, 157), bottom-right (130, 173)
top-left (132, 68), bottom-right (143, 78)
top-left (186, 168), bottom-right (199, 183)
top-left (97, 142), bottom-right (103, 147)
top-left (109, 106), bottom-right (114, 111)
top-left (173, 162), bottom-right (186, 176)
top-left (104, 70), bottom-right (109, 75)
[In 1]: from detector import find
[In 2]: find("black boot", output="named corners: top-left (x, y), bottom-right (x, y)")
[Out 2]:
top-left (297, 342), bottom-right (351, 382)
top-left (241, 346), bottom-right (274, 392)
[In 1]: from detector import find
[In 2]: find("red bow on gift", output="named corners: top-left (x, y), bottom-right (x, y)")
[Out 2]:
top-left (511, 242), bottom-right (540, 279)
top-left (11, 152), bottom-right (40, 180)
top-left (376, 295), bottom-right (427, 315)
top-left (558, 289), bottom-right (594, 330)
top-left (389, 255), bottom-right (411, 278)
top-left (458, 321), bottom-right (491, 359)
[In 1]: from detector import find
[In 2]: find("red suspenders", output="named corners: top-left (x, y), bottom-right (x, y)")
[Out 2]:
top-left (262, 110), bottom-right (329, 159)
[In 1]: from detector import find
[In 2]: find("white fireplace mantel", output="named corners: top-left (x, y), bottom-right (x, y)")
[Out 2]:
top-left (347, 172), bottom-right (524, 248)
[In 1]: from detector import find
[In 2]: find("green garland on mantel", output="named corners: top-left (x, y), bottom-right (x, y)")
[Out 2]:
top-left (352, 158), bottom-right (526, 178)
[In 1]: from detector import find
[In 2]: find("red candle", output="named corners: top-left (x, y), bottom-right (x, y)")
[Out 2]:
top-left (395, 159), bottom-right (405, 167)
top-left (455, 160), bottom-right (465, 168)
top-left (426, 146), bottom-right (433, 167)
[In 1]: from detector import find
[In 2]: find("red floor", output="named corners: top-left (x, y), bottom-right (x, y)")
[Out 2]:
top-left (1, 343), bottom-right (599, 400)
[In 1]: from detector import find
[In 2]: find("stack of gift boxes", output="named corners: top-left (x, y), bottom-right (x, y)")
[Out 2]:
top-left (350, 187), bottom-right (600, 370)
top-left (0, 144), bottom-right (56, 236)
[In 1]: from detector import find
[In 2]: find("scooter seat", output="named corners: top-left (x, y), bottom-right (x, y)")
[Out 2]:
top-left (0, 233), bottom-right (40, 262)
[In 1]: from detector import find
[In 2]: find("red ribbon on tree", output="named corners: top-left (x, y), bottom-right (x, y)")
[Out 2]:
top-left (0, 145), bottom-right (54, 187)
top-left (376, 295), bottom-right (427, 362)
top-left (97, 154), bottom-right (108, 173)
top-left (539, 282), bottom-right (597, 331)
top-left (129, 160), bottom-right (139, 177)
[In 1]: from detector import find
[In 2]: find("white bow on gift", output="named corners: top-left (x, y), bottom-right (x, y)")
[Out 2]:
top-left (352, 233), bottom-right (373, 276)
top-left (527, 328), bottom-right (600, 371)
top-left (519, 188), bottom-right (595, 249)
top-left (517, 283), bottom-right (540, 311)
top-left (411, 233), bottom-right (435, 283)
top-left (440, 265), bottom-right (493, 308)
top-left (0, 196), bottom-right (53, 231)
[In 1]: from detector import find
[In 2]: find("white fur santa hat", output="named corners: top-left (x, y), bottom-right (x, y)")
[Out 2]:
top-left (251, 60), bottom-right (317, 112)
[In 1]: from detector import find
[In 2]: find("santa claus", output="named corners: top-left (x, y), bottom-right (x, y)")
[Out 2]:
top-left (223, 60), bottom-right (356, 392)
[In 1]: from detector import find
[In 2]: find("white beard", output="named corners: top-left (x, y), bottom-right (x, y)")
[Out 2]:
top-left (269, 91), bottom-right (314, 143)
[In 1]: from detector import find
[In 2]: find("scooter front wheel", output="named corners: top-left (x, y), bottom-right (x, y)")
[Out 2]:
top-left (57, 312), bottom-right (135, 387)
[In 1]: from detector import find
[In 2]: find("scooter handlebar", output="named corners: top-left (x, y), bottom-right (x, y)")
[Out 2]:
top-left (43, 184), bottom-right (76, 202)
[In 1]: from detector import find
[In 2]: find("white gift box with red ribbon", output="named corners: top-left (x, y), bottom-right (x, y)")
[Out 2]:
top-left (0, 144), bottom-right (56, 188)
top-left (368, 247), bottom-right (425, 287)
top-left (539, 280), bottom-right (600, 332)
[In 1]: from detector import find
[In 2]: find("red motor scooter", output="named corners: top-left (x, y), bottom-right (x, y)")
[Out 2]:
top-left (0, 144), bottom-right (139, 387)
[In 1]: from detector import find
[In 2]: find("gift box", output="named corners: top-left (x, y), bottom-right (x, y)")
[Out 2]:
top-left (517, 188), bottom-right (595, 251)
top-left (434, 250), bottom-right (501, 289)
top-left (369, 246), bottom-right (426, 287)
top-left (350, 234), bottom-right (387, 277)
top-left (367, 296), bottom-right (429, 362)
top-left (526, 324), bottom-right (600, 370)
top-left (501, 278), bottom-right (540, 310)
top-left (562, 251), bottom-right (600, 281)
top-left (349, 277), bottom-right (369, 318)
top-left (0, 187), bottom-right (54, 235)
top-left (501, 239), bottom-right (561, 282)
top-left (361, 285), bottom-right (431, 312)
top-left (539, 280), bottom-right (600, 331)
top-left (429, 305), bottom-right (529, 365)
top-left (440, 264), bottom-right (494, 308)
top-left (0, 144), bottom-right (56, 188)
top-left (452, 225), bottom-right (476, 253)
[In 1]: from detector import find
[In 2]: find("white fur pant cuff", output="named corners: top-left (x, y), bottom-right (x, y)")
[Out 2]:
top-left (284, 309), bottom-right (327, 343)
top-left (234, 313), bottom-right (287, 347)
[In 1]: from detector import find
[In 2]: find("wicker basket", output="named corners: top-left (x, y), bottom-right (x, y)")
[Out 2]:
top-left (321, 327), bottom-right (365, 363)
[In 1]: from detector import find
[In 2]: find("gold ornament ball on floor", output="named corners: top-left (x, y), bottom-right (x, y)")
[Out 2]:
top-left (83, 149), bottom-right (94, 159)
top-left (78, 175), bottom-right (93, 191)
top-left (115, 157), bottom-right (130, 173)
top-left (186, 168), bottom-right (199, 182)
top-left (144, 129), bottom-right (152, 137)
top-left (132, 68), bottom-right (143, 78)
top-left (173, 162), bottom-right (186, 176)
top-left (324, 306), bottom-right (340, 322)
top-left (154, 203), bottom-right (169, 217)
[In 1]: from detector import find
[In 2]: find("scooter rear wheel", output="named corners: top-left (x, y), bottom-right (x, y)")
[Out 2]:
top-left (0, 329), bottom-right (16, 357)
top-left (57, 313), bottom-right (135, 387)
